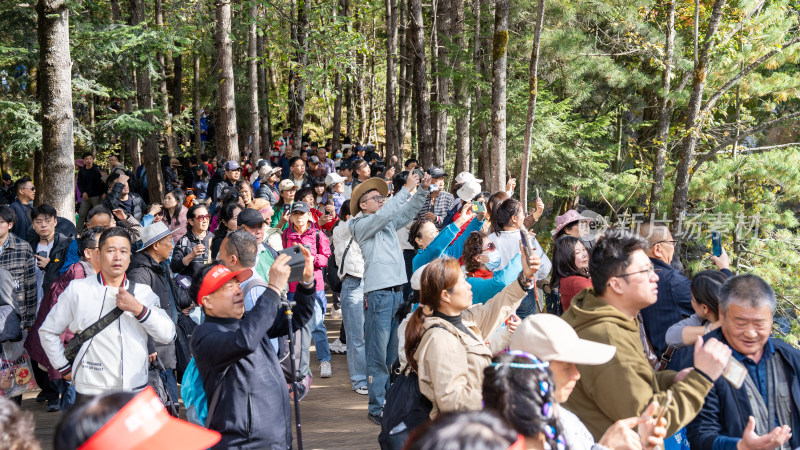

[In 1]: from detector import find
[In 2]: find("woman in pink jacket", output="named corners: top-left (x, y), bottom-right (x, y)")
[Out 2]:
top-left (281, 201), bottom-right (334, 378)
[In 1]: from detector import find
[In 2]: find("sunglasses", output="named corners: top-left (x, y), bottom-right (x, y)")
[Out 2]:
top-left (193, 214), bottom-right (211, 221)
top-left (482, 242), bottom-right (496, 252)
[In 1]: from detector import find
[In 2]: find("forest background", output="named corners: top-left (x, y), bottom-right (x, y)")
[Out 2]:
top-left (2, 0), bottom-right (800, 341)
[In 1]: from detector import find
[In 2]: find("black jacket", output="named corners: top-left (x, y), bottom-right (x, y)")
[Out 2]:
top-left (27, 231), bottom-right (71, 296)
top-left (192, 283), bottom-right (315, 449)
top-left (687, 328), bottom-right (800, 450)
top-left (9, 199), bottom-right (31, 239)
top-left (103, 182), bottom-right (147, 222)
top-left (77, 165), bottom-right (106, 197)
top-left (128, 251), bottom-right (191, 369)
top-left (171, 231), bottom-right (212, 279)
top-left (162, 166), bottom-right (179, 193)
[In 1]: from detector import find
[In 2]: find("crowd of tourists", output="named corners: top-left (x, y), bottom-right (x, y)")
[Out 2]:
top-left (0, 130), bottom-right (795, 450)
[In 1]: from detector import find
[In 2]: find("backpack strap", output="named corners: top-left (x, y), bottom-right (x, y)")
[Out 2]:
top-left (242, 278), bottom-right (269, 300)
top-left (205, 366), bottom-right (230, 428)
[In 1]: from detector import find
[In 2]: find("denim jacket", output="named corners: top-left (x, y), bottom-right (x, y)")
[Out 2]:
top-left (349, 186), bottom-right (428, 293)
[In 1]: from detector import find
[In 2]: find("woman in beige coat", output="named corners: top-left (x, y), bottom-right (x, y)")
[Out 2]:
top-left (405, 247), bottom-right (539, 417)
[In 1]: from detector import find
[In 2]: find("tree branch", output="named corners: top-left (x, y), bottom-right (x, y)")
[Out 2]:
top-left (691, 111), bottom-right (800, 172)
top-left (579, 49), bottom-right (641, 57)
top-left (702, 35), bottom-right (800, 113)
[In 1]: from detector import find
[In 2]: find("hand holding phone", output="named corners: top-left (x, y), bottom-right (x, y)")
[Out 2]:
top-left (711, 232), bottom-right (722, 257)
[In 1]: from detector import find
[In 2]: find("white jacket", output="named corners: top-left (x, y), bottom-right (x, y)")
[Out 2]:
top-left (39, 275), bottom-right (176, 395)
top-left (332, 219), bottom-right (364, 278)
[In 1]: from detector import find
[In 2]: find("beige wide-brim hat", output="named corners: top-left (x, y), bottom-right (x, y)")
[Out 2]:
top-left (509, 314), bottom-right (616, 365)
top-left (350, 178), bottom-right (389, 217)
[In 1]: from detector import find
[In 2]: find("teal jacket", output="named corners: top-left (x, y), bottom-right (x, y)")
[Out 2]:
top-left (350, 186), bottom-right (429, 293)
top-left (467, 253), bottom-right (522, 304)
top-left (412, 218), bottom-right (484, 273)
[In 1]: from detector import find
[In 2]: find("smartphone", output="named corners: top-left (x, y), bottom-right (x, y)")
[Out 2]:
top-left (536, 187), bottom-right (540, 200)
top-left (654, 390), bottom-right (673, 424)
top-left (722, 357), bottom-right (747, 389)
top-left (413, 168), bottom-right (425, 179)
top-left (36, 251), bottom-right (48, 258)
top-left (471, 201), bottom-right (486, 213)
top-left (519, 229), bottom-right (533, 261)
top-left (711, 232), bottom-right (722, 257)
top-left (277, 245), bottom-right (306, 283)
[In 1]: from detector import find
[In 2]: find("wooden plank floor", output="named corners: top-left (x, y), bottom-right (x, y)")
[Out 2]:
top-left (22, 312), bottom-right (380, 449)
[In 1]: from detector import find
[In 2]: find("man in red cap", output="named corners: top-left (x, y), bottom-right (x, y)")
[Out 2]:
top-left (189, 246), bottom-right (316, 448)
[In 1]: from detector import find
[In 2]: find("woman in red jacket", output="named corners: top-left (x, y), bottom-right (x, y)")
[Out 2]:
top-left (550, 235), bottom-right (592, 311)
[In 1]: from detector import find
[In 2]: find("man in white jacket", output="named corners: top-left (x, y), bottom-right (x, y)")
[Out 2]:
top-left (39, 227), bottom-right (175, 405)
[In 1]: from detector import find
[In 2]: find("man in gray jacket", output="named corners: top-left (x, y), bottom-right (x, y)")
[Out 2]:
top-left (349, 171), bottom-right (431, 425)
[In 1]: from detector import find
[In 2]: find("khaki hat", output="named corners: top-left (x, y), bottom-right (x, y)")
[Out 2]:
top-left (278, 179), bottom-right (298, 192)
top-left (169, 158), bottom-right (182, 168)
top-left (350, 177), bottom-right (389, 217)
top-left (508, 314), bottom-right (616, 365)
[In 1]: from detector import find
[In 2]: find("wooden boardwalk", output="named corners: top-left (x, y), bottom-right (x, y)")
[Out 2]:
top-left (22, 313), bottom-right (380, 449)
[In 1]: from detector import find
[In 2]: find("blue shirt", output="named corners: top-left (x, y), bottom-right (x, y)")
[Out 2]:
top-left (733, 339), bottom-right (776, 406)
top-left (713, 339), bottom-right (777, 450)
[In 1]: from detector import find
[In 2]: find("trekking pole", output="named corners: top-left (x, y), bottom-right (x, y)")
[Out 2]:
top-left (283, 299), bottom-right (303, 450)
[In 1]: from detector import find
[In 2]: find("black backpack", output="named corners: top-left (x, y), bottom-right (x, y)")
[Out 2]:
top-left (324, 238), bottom-right (354, 293)
top-left (379, 325), bottom-right (444, 449)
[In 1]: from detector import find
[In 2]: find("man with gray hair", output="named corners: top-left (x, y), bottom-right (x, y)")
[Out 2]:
top-left (216, 229), bottom-right (266, 312)
top-left (687, 274), bottom-right (799, 450)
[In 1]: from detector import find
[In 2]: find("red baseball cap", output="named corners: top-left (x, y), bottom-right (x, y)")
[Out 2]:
top-left (197, 264), bottom-right (252, 306)
top-left (79, 387), bottom-right (220, 450)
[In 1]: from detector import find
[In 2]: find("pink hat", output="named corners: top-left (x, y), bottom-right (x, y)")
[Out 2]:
top-left (75, 159), bottom-right (85, 168)
top-left (551, 210), bottom-right (591, 237)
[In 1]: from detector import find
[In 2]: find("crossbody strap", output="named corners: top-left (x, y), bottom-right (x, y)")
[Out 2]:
top-left (337, 238), bottom-right (354, 278)
top-left (64, 279), bottom-right (137, 362)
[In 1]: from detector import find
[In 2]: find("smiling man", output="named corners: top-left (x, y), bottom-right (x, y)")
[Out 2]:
top-left (687, 274), bottom-right (799, 450)
top-left (561, 228), bottom-right (732, 439)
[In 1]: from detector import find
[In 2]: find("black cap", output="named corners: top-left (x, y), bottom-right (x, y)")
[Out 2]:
top-left (339, 160), bottom-right (353, 170)
top-left (1, 173), bottom-right (10, 181)
top-left (290, 201), bottom-right (311, 214)
top-left (309, 155), bottom-right (320, 164)
top-left (237, 208), bottom-right (267, 227)
top-left (427, 166), bottom-right (448, 178)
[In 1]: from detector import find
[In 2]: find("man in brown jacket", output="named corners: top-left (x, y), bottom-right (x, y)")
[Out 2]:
top-left (562, 229), bottom-right (732, 439)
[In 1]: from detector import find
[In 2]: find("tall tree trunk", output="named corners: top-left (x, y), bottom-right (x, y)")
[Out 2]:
top-left (474, 0), bottom-right (489, 180)
top-left (247, 4), bottom-right (260, 164)
top-left (452, 0), bottom-right (470, 175)
top-left (173, 52), bottom-right (185, 147)
top-left (649, 0), bottom-right (675, 214)
top-left (155, 0), bottom-right (175, 157)
top-left (37, 0), bottom-right (75, 220)
top-left (410, 0), bottom-right (434, 168)
top-left (215, 0), bottom-right (240, 162)
top-left (489, 0), bottom-right (509, 193)
top-left (131, 0), bottom-right (164, 203)
top-left (519, 0), bottom-right (545, 209)
top-left (193, 52), bottom-right (202, 156)
top-left (112, 0), bottom-right (140, 169)
top-left (332, 0), bottom-right (349, 153)
top-left (256, 15), bottom-right (272, 156)
top-left (346, 80), bottom-right (354, 139)
top-left (384, 0), bottom-right (399, 163)
top-left (397, 0), bottom-right (411, 158)
top-left (670, 0), bottom-right (727, 232)
top-left (288, 0), bottom-right (308, 139)
top-left (429, 0), bottom-right (439, 155)
top-left (433, 0), bottom-right (451, 167)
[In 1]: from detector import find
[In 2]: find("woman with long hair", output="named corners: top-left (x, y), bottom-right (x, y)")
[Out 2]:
top-left (192, 164), bottom-right (210, 201)
top-left (550, 236), bottom-right (591, 311)
top-left (162, 188), bottom-right (188, 241)
top-left (236, 179), bottom-right (255, 208)
top-left (404, 252), bottom-right (538, 417)
top-left (210, 202), bottom-right (242, 260)
top-left (171, 204), bottom-right (212, 280)
top-left (665, 269), bottom-right (731, 348)
top-left (461, 230), bottom-right (522, 305)
top-left (408, 202), bottom-right (483, 273)
top-left (483, 351), bottom-right (568, 450)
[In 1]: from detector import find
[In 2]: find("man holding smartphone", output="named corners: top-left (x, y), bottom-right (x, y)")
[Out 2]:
top-left (561, 229), bottom-right (732, 439)
top-left (350, 171), bottom-right (431, 425)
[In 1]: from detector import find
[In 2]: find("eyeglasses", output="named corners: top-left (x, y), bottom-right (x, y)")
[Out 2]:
top-left (655, 240), bottom-right (678, 247)
top-left (194, 214), bottom-right (211, 221)
top-left (364, 194), bottom-right (384, 204)
top-left (616, 264), bottom-right (657, 279)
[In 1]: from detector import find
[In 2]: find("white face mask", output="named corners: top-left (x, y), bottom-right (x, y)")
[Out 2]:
top-left (271, 151), bottom-right (280, 157)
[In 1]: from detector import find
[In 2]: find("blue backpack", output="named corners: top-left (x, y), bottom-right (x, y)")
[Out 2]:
top-left (180, 358), bottom-right (208, 426)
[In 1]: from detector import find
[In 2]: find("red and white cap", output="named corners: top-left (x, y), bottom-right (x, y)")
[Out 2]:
top-left (79, 387), bottom-right (220, 450)
top-left (196, 264), bottom-right (252, 306)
